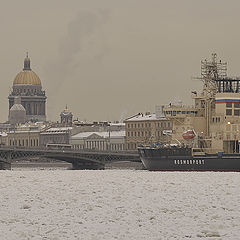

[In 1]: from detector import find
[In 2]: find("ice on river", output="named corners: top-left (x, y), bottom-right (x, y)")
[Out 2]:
top-left (0, 170), bottom-right (239, 240)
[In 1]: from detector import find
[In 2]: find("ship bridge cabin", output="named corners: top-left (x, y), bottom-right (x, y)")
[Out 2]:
top-left (210, 78), bottom-right (240, 154)
top-left (216, 78), bottom-right (240, 93)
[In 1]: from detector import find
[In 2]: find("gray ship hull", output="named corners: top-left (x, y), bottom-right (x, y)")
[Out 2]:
top-left (138, 148), bottom-right (240, 171)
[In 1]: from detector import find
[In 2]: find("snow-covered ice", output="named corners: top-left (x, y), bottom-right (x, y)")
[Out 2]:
top-left (0, 170), bottom-right (239, 240)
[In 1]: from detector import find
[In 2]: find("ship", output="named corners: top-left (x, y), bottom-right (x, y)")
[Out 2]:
top-left (138, 53), bottom-right (240, 171)
top-left (138, 146), bottom-right (240, 171)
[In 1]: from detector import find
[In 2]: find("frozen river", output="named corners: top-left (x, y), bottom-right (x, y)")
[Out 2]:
top-left (0, 170), bottom-right (239, 239)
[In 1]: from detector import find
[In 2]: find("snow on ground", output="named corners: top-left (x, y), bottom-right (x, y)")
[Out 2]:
top-left (0, 170), bottom-right (239, 240)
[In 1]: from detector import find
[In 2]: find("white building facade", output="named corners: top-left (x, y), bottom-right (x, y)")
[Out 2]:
top-left (70, 131), bottom-right (125, 151)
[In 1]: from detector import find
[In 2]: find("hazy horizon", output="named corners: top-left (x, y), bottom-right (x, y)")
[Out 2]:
top-left (1, 0), bottom-right (240, 123)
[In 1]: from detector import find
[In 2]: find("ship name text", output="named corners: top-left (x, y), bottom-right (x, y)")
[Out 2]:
top-left (174, 159), bottom-right (205, 165)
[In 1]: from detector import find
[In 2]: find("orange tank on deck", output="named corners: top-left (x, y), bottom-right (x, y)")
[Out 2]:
top-left (182, 130), bottom-right (195, 140)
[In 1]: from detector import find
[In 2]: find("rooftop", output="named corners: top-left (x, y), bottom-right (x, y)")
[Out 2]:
top-left (40, 127), bottom-right (73, 135)
top-left (125, 113), bottom-right (166, 122)
top-left (71, 130), bottom-right (125, 139)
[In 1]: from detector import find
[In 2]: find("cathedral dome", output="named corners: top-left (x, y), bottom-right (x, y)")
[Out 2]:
top-left (62, 105), bottom-right (71, 114)
top-left (13, 54), bottom-right (41, 86)
top-left (14, 71), bottom-right (41, 85)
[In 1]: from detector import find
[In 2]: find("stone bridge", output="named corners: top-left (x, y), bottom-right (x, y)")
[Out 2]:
top-left (0, 147), bottom-right (140, 170)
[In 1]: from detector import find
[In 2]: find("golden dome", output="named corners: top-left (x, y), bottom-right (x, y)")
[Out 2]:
top-left (13, 71), bottom-right (41, 85)
top-left (13, 54), bottom-right (42, 85)
top-left (63, 105), bottom-right (70, 113)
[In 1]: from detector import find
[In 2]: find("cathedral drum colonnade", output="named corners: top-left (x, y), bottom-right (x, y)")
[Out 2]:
top-left (8, 54), bottom-right (47, 122)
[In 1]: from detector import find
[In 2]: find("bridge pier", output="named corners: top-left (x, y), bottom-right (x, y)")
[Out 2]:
top-left (71, 161), bottom-right (105, 170)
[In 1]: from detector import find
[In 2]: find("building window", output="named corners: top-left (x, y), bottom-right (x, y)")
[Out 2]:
top-left (226, 109), bottom-right (232, 115)
top-left (226, 102), bottom-right (232, 108)
top-left (234, 110), bottom-right (240, 116)
top-left (234, 103), bottom-right (240, 108)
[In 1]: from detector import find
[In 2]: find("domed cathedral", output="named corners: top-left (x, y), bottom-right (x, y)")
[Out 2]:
top-left (8, 54), bottom-right (47, 122)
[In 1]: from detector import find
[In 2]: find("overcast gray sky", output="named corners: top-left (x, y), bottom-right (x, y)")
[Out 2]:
top-left (1, 0), bottom-right (240, 122)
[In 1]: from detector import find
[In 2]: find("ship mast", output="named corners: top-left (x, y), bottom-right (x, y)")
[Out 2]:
top-left (200, 53), bottom-right (227, 97)
top-left (199, 53), bottom-right (227, 137)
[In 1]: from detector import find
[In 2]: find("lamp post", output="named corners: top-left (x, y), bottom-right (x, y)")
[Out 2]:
top-left (28, 129), bottom-right (30, 148)
top-left (108, 125), bottom-right (111, 151)
top-left (13, 124), bottom-right (16, 148)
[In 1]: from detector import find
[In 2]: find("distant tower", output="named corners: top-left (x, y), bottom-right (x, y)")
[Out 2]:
top-left (8, 53), bottom-right (47, 122)
top-left (60, 105), bottom-right (73, 126)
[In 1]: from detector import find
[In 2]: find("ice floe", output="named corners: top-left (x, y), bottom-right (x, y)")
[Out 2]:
top-left (0, 170), bottom-right (239, 239)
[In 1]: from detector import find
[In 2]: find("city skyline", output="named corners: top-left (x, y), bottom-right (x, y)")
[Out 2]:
top-left (1, 0), bottom-right (240, 123)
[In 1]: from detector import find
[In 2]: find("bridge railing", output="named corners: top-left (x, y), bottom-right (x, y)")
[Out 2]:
top-left (0, 145), bottom-right (138, 155)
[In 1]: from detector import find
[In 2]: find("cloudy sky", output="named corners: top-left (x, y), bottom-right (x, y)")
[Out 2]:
top-left (1, 0), bottom-right (240, 122)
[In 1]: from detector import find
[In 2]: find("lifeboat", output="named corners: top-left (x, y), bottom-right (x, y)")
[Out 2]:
top-left (182, 130), bottom-right (196, 140)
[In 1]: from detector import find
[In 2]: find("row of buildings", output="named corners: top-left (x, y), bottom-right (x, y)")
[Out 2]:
top-left (0, 122), bottom-right (126, 151)
top-left (0, 111), bottom-right (174, 151)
